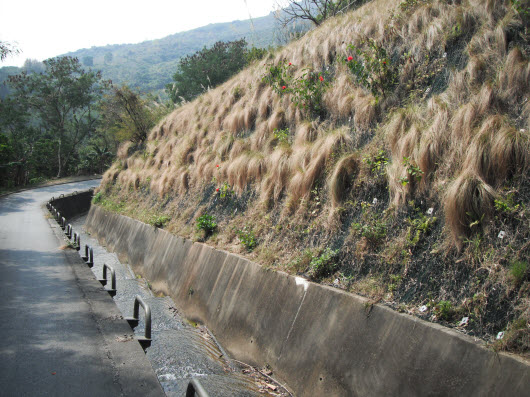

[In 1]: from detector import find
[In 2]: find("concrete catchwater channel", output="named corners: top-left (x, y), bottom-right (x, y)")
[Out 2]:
top-left (69, 213), bottom-right (290, 396)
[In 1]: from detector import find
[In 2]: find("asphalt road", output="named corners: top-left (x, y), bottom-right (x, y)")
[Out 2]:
top-left (0, 181), bottom-right (164, 396)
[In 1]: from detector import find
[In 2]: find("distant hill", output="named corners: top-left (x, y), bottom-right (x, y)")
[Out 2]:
top-left (0, 12), bottom-right (281, 96)
top-left (63, 13), bottom-right (279, 93)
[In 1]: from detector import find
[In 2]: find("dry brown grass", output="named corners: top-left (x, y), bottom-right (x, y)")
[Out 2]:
top-left (101, 0), bottom-right (530, 249)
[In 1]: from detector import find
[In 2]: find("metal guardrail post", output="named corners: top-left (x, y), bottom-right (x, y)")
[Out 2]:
top-left (74, 233), bottom-right (80, 251)
top-left (186, 379), bottom-right (209, 397)
top-left (67, 224), bottom-right (72, 239)
top-left (61, 217), bottom-right (66, 230)
top-left (82, 244), bottom-right (89, 261)
top-left (56, 211), bottom-right (60, 221)
top-left (98, 264), bottom-right (116, 297)
top-left (125, 295), bottom-right (152, 349)
top-left (86, 246), bottom-right (94, 268)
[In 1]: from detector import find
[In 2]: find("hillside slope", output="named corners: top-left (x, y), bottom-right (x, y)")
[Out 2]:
top-left (98, 0), bottom-right (530, 356)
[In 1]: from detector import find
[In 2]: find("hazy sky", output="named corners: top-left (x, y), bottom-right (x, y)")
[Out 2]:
top-left (1, 0), bottom-right (279, 67)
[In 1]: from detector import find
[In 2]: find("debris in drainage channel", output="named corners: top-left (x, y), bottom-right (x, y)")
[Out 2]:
top-left (70, 214), bottom-right (291, 397)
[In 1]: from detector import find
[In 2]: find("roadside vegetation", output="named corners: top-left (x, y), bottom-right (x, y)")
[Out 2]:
top-left (49, 0), bottom-right (530, 357)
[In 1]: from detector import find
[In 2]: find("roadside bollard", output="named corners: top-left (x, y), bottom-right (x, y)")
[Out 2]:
top-left (125, 295), bottom-right (152, 349)
top-left (98, 264), bottom-right (116, 297)
top-left (61, 217), bottom-right (66, 230)
top-left (82, 244), bottom-right (89, 261)
top-left (186, 379), bottom-right (209, 397)
top-left (87, 247), bottom-right (94, 268)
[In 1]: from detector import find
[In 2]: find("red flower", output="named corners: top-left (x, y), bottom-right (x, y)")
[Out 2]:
top-left (282, 85), bottom-right (286, 90)
top-left (216, 188), bottom-right (220, 192)
top-left (216, 164), bottom-right (219, 168)
top-left (383, 61), bottom-right (386, 64)
top-left (319, 75), bottom-right (324, 82)
top-left (289, 62), bottom-right (292, 66)
top-left (347, 56), bottom-right (353, 61)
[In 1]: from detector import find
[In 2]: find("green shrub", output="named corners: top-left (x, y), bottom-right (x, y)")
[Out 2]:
top-left (509, 260), bottom-right (528, 285)
top-left (351, 202), bottom-right (388, 242)
top-left (196, 214), bottom-right (217, 234)
top-left (263, 61), bottom-right (330, 117)
top-left (400, 156), bottom-right (423, 186)
top-left (436, 300), bottom-right (454, 321)
top-left (237, 228), bottom-right (257, 251)
top-left (148, 214), bottom-right (170, 228)
top-left (363, 150), bottom-right (389, 175)
top-left (346, 38), bottom-right (398, 101)
top-left (308, 248), bottom-right (339, 280)
top-left (92, 192), bottom-right (103, 204)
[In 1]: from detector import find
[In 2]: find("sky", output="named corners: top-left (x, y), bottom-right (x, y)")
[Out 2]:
top-left (0, 0), bottom-right (279, 67)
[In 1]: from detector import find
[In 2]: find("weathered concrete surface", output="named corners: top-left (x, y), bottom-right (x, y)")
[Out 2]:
top-left (0, 182), bottom-right (164, 397)
top-left (50, 189), bottom-right (94, 219)
top-left (86, 204), bottom-right (530, 397)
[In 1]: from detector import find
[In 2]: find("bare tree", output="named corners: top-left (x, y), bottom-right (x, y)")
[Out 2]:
top-left (275, 0), bottom-right (364, 27)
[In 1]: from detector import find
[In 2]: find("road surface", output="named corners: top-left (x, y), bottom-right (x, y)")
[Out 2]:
top-left (0, 181), bottom-right (164, 396)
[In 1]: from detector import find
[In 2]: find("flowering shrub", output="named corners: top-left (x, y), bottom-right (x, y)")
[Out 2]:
top-left (346, 38), bottom-right (397, 102)
top-left (263, 61), bottom-right (329, 117)
top-left (218, 181), bottom-right (233, 199)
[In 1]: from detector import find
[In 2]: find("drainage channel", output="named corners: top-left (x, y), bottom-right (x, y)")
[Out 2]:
top-left (67, 213), bottom-right (289, 397)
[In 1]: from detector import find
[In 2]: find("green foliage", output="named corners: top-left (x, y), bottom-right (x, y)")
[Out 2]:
top-left (196, 214), bottom-right (217, 234)
top-left (509, 260), bottom-right (528, 285)
top-left (351, 202), bottom-right (388, 242)
top-left (0, 56), bottom-right (110, 185)
top-left (262, 61), bottom-right (329, 117)
top-left (245, 46), bottom-right (268, 64)
top-left (217, 181), bottom-right (233, 199)
top-left (388, 274), bottom-right (402, 292)
top-left (273, 127), bottom-right (290, 146)
top-left (400, 157), bottom-right (423, 186)
top-left (435, 300), bottom-right (454, 321)
top-left (308, 248), bottom-right (339, 281)
top-left (100, 85), bottom-right (166, 144)
top-left (406, 203), bottom-right (437, 247)
top-left (363, 150), bottom-right (389, 175)
top-left (494, 193), bottom-right (521, 214)
top-left (237, 228), bottom-right (257, 251)
top-left (148, 214), bottom-right (171, 228)
top-left (92, 192), bottom-right (103, 204)
top-left (512, 0), bottom-right (530, 23)
top-left (346, 38), bottom-right (398, 101)
top-left (166, 39), bottom-right (249, 103)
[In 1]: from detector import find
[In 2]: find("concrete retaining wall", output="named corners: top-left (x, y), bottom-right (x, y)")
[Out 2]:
top-left (84, 204), bottom-right (530, 396)
top-left (49, 189), bottom-right (93, 219)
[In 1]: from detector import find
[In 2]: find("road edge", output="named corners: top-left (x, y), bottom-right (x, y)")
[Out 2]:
top-left (45, 203), bottom-right (166, 397)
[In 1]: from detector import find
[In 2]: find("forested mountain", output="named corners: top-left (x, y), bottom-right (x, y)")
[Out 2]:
top-left (0, 12), bottom-right (279, 95)
top-left (63, 13), bottom-right (279, 93)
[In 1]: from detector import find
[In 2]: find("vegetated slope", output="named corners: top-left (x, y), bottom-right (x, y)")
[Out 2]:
top-left (62, 13), bottom-right (278, 93)
top-left (98, 0), bottom-right (530, 356)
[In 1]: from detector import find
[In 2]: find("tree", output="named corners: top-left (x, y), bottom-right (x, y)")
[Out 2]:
top-left (100, 85), bottom-right (157, 145)
top-left (166, 39), bottom-right (249, 103)
top-left (0, 41), bottom-right (20, 62)
top-left (275, 0), bottom-right (364, 27)
top-left (6, 56), bottom-right (110, 177)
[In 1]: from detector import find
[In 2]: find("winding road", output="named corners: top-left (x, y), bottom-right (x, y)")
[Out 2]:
top-left (0, 181), bottom-right (164, 396)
